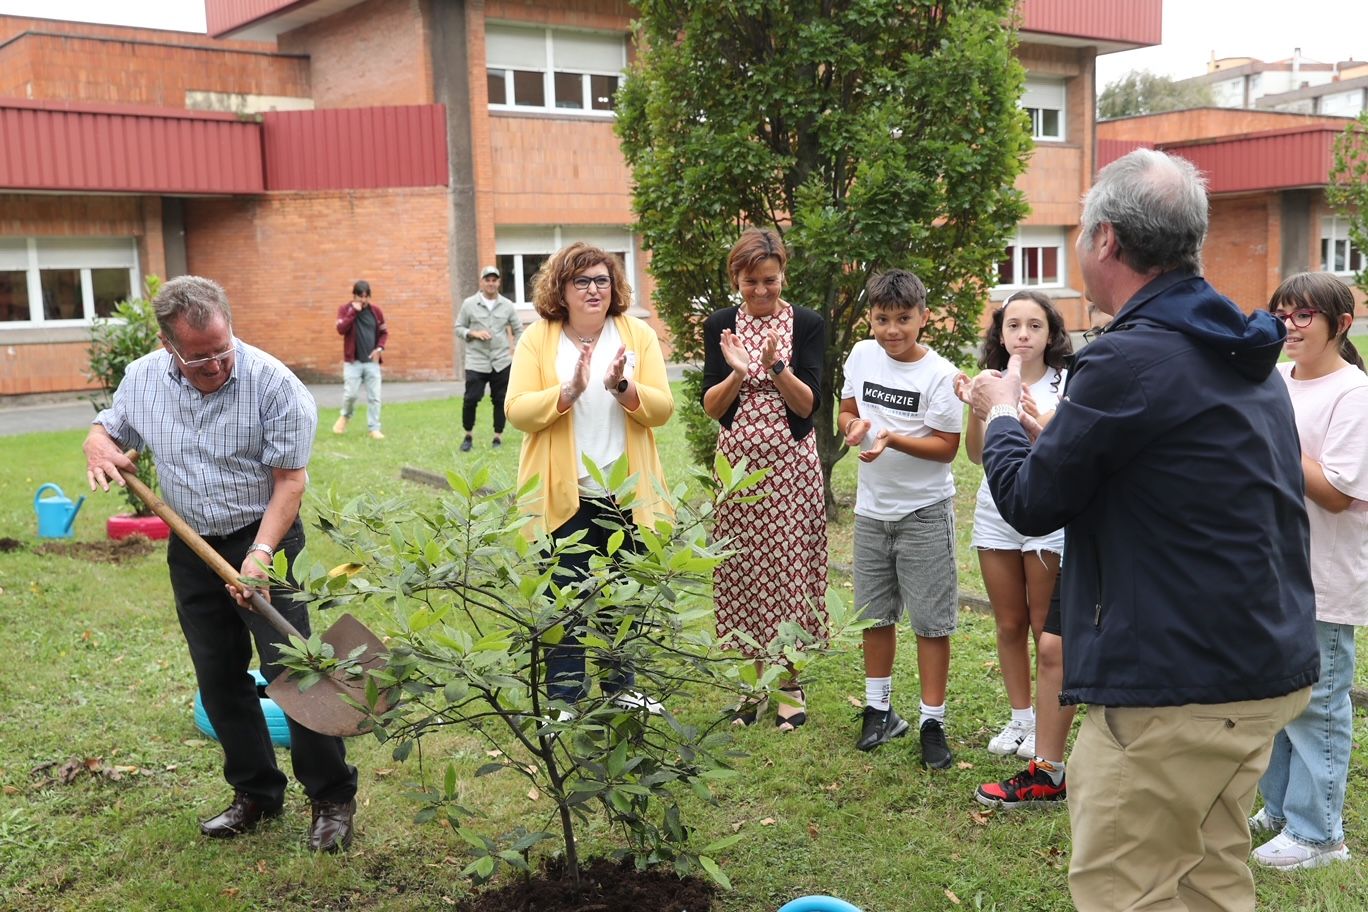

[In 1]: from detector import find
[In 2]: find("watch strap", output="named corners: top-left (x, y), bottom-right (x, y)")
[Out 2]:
top-left (247, 543), bottom-right (274, 558)
top-left (985, 403), bottom-right (1019, 425)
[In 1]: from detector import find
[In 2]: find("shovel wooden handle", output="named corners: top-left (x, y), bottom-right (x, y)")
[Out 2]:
top-left (120, 449), bottom-right (306, 643)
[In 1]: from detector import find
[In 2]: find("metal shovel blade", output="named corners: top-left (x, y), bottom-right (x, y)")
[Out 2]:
top-left (266, 613), bottom-right (395, 738)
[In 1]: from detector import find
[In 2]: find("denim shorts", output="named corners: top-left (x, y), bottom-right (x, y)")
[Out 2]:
top-left (853, 498), bottom-right (958, 637)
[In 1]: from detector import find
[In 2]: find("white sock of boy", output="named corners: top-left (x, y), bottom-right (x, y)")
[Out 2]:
top-left (919, 701), bottom-right (945, 729)
top-left (865, 677), bottom-right (892, 712)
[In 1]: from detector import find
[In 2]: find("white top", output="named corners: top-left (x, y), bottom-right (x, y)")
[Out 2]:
top-left (557, 319), bottom-right (628, 493)
top-left (841, 340), bottom-right (963, 520)
top-left (479, 294), bottom-right (499, 309)
top-left (974, 366), bottom-right (1068, 518)
top-left (1277, 362), bottom-right (1368, 626)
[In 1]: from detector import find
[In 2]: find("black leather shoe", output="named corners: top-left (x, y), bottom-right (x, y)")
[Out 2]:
top-left (199, 792), bottom-right (282, 838)
top-left (308, 799), bottom-right (356, 853)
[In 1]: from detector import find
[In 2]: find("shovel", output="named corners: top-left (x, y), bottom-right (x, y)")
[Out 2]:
top-left (119, 450), bottom-right (393, 737)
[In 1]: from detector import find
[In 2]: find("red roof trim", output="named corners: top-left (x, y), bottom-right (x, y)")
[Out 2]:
top-left (1019, 0), bottom-right (1162, 47)
top-left (206, 0), bottom-right (319, 39)
top-left (1098, 126), bottom-right (1346, 195)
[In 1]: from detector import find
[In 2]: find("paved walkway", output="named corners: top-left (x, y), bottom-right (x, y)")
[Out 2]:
top-left (0, 365), bottom-right (688, 437)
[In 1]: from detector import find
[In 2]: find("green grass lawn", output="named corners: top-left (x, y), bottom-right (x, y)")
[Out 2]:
top-left (1, 391), bottom-right (1366, 911)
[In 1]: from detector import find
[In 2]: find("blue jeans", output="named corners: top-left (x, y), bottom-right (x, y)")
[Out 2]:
top-left (341, 361), bottom-right (382, 431)
top-left (1258, 621), bottom-right (1356, 847)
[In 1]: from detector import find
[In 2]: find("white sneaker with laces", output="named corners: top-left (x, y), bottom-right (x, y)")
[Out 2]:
top-left (1251, 831), bottom-right (1350, 870)
top-left (1015, 728), bottom-right (1037, 761)
top-left (988, 719), bottom-right (1034, 756)
top-left (1248, 807), bottom-right (1281, 834)
top-left (611, 690), bottom-right (664, 715)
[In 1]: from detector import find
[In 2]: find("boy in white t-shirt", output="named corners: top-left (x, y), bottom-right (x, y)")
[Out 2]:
top-left (838, 270), bottom-right (963, 767)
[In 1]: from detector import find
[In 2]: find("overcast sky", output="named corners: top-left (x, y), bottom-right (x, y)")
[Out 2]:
top-left (1, 0), bottom-right (1364, 90)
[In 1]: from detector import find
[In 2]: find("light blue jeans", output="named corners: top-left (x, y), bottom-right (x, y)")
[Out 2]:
top-left (1257, 621), bottom-right (1356, 847)
top-left (341, 361), bottom-right (382, 431)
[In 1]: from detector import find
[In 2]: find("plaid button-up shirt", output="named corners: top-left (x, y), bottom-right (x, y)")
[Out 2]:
top-left (95, 340), bottom-right (317, 536)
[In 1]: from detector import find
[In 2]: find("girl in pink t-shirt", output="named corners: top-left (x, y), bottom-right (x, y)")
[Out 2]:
top-left (1252, 272), bottom-right (1368, 870)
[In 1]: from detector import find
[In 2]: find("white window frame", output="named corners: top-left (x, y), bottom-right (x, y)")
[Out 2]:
top-left (1321, 217), bottom-right (1366, 276)
top-left (995, 226), bottom-right (1067, 289)
top-left (494, 227), bottom-right (637, 315)
top-left (1021, 76), bottom-right (1066, 142)
top-left (486, 23), bottom-right (626, 118)
top-left (0, 237), bottom-right (140, 328)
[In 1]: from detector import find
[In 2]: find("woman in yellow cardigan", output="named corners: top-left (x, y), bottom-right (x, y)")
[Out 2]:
top-left (505, 242), bottom-right (673, 707)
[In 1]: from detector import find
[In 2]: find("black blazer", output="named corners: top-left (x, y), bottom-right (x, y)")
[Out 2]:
top-left (701, 305), bottom-right (825, 440)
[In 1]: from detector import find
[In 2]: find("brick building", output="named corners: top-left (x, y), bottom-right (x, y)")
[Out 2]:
top-left (1097, 108), bottom-right (1368, 316)
top-left (0, 0), bottom-right (1162, 397)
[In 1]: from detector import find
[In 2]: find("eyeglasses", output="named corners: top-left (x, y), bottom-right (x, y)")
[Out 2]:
top-left (1271, 309), bottom-right (1317, 330)
top-left (570, 275), bottom-right (612, 291)
top-left (165, 336), bottom-right (235, 368)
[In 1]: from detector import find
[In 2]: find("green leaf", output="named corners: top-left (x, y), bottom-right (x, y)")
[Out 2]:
top-left (699, 855), bottom-right (732, 890)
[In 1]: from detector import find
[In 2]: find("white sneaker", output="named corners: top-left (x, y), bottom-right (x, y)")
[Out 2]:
top-left (1015, 728), bottom-right (1037, 761)
top-left (1248, 807), bottom-right (1281, 834)
top-left (1251, 831), bottom-right (1350, 870)
top-left (611, 690), bottom-right (664, 715)
top-left (988, 719), bottom-right (1034, 756)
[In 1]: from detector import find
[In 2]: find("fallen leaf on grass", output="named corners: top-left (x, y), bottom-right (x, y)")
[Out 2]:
top-left (945, 888), bottom-right (960, 904)
top-left (823, 781), bottom-right (840, 792)
top-left (969, 811), bottom-right (990, 826)
top-left (3, 785), bottom-right (18, 795)
top-left (222, 887), bottom-right (240, 898)
top-left (731, 820), bottom-right (744, 832)
top-left (485, 749), bottom-right (503, 758)
top-left (759, 817), bottom-right (776, 826)
top-left (956, 761), bottom-right (974, 770)
top-left (846, 695), bottom-right (863, 708)
top-left (256, 860), bottom-right (269, 875)
top-left (373, 768), bottom-right (395, 779)
top-left (527, 787), bottom-right (540, 801)
top-left (183, 739), bottom-right (208, 747)
top-left (806, 822), bottom-right (819, 840)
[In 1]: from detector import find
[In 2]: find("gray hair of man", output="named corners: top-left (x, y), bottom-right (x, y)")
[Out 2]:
top-left (1080, 148), bottom-right (1209, 276)
top-left (153, 275), bottom-right (234, 342)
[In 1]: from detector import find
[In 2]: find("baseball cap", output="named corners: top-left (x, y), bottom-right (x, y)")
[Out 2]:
top-left (481, 265), bottom-right (500, 278)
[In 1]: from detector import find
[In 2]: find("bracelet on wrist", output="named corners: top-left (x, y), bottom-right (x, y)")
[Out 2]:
top-left (985, 403), bottom-right (1019, 425)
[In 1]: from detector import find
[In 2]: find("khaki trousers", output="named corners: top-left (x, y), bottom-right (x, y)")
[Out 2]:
top-left (1068, 688), bottom-right (1311, 912)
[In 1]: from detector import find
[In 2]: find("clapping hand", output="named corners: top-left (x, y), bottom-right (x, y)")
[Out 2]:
top-left (720, 329), bottom-right (751, 375)
top-left (860, 429), bottom-right (890, 463)
top-left (603, 345), bottom-right (628, 391)
top-left (758, 329), bottom-right (780, 372)
top-left (844, 417), bottom-right (872, 448)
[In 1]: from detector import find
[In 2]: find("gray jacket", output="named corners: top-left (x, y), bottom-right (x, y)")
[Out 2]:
top-left (456, 293), bottom-right (522, 372)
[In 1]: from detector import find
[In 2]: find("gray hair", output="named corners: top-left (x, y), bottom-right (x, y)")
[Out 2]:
top-left (153, 275), bottom-right (233, 341)
top-left (1081, 148), bottom-right (1208, 275)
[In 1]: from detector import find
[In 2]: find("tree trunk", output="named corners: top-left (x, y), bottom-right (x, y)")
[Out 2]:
top-left (815, 394), bottom-right (845, 521)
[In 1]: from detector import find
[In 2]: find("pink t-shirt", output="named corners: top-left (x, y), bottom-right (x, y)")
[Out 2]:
top-left (1278, 361), bottom-right (1368, 626)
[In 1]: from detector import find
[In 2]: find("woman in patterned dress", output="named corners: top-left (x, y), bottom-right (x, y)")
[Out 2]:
top-left (701, 227), bottom-right (828, 731)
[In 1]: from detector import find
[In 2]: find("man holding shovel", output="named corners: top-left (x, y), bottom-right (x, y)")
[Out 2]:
top-left (82, 275), bottom-right (359, 853)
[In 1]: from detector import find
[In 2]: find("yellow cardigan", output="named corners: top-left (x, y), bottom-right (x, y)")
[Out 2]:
top-left (505, 314), bottom-right (674, 537)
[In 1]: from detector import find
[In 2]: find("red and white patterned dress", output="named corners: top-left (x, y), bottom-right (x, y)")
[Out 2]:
top-left (714, 304), bottom-right (829, 656)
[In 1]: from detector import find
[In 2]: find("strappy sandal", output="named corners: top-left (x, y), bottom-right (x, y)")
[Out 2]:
top-left (730, 694), bottom-right (769, 727)
top-left (775, 685), bottom-right (807, 732)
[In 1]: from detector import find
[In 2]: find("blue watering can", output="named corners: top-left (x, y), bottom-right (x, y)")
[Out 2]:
top-left (35, 483), bottom-right (85, 539)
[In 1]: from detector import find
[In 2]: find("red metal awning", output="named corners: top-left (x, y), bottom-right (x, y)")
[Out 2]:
top-left (1097, 126), bottom-right (1344, 195)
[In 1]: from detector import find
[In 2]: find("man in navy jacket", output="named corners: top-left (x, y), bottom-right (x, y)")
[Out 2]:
top-left (968, 149), bottom-right (1317, 911)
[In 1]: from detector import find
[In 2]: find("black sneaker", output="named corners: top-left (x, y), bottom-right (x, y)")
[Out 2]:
top-left (919, 718), bottom-right (953, 769)
top-left (492, 436), bottom-right (503, 449)
top-left (974, 761), bottom-right (1066, 809)
top-left (459, 436), bottom-right (473, 452)
top-left (856, 705), bottom-right (910, 752)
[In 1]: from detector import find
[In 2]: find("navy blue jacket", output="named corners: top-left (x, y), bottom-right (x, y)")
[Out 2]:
top-left (983, 271), bottom-right (1318, 707)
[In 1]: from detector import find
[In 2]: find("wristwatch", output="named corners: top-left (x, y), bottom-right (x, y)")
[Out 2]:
top-left (770, 359), bottom-right (785, 376)
top-left (247, 543), bottom-right (274, 559)
top-left (985, 404), bottom-right (1019, 425)
top-left (615, 378), bottom-right (630, 394)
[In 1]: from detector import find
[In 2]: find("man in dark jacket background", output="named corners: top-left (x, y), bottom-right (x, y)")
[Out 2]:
top-left (968, 148), bottom-right (1317, 911)
top-left (333, 279), bottom-right (388, 440)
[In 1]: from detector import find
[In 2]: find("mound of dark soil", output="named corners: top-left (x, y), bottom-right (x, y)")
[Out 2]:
top-left (0, 537), bottom-right (22, 552)
top-left (458, 857), bottom-right (716, 912)
top-left (34, 534), bottom-right (157, 564)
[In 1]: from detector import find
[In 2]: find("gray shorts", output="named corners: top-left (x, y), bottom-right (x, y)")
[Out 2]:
top-left (854, 498), bottom-right (958, 637)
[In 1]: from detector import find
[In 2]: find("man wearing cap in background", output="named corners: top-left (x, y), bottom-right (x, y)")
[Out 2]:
top-left (456, 266), bottom-right (523, 452)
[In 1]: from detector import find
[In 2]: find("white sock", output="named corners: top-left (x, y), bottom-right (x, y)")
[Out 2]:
top-left (1011, 706), bottom-right (1035, 725)
top-left (1034, 756), bottom-right (1066, 785)
top-left (919, 701), bottom-right (945, 729)
top-left (865, 677), bottom-right (892, 712)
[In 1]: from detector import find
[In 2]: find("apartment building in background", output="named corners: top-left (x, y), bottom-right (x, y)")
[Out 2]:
top-left (0, 0), bottom-right (1162, 397)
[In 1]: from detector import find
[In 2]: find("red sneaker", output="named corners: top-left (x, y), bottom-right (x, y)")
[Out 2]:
top-left (975, 760), bottom-right (1066, 809)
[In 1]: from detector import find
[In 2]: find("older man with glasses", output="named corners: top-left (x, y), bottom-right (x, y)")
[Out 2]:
top-left (82, 276), bottom-right (360, 854)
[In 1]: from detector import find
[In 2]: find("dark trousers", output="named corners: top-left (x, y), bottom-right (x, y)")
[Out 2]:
top-left (462, 366), bottom-right (511, 434)
top-left (168, 520), bottom-right (357, 806)
top-left (543, 497), bottom-right (637, 703)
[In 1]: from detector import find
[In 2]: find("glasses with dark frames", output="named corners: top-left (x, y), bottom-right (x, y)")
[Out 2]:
top-left (1271, 309), bottom-right (1317, 330)
top-left (571, 275), bottom-right (612, 291)
top-left (165, 337), bottom-right (236, 368)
